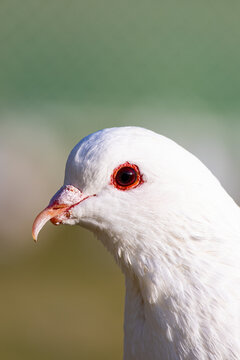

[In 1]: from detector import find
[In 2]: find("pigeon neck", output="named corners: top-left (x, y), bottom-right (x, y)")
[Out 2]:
top-left (123, 270), bottom-right (181, 360)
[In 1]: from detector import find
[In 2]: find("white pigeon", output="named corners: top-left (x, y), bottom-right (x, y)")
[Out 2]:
top-left (32, 126), bottom-right (240, 360)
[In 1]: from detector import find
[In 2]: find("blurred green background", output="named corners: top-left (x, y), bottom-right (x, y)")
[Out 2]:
top-left (0, 1), bottom-right (240, 359)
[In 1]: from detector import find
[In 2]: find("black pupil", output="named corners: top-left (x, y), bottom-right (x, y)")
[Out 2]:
top-left (116, 167), bottom-right (137, 186)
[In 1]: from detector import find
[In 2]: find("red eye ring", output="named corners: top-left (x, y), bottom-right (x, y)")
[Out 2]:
top-left (111, 162), bottom-right (143, 191)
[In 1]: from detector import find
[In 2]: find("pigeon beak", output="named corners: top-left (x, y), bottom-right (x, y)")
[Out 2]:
top-left (32, 185), bottom-right (84, 242)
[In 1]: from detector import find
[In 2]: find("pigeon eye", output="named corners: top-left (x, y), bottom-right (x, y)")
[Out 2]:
top-left (111, 162), bottom-right (143, 190)
top-left (116, 167), bottom-right (136, 186)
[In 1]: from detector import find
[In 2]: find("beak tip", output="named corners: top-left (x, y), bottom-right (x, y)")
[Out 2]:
top-left (32, 228), bottom-right (38, 242)
top-left (33, 235), bottom-right (38, 242)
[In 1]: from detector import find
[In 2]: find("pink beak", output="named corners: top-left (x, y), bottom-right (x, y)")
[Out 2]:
top-left (32, 185), bottom-right (84, 242)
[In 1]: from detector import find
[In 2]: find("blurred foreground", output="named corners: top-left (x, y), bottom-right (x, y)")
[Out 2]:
top-left (0, 225), bottom-right (124, 360)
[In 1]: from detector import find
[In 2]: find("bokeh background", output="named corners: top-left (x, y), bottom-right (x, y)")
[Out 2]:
top-left (1, 1), bottom-right (240, 359)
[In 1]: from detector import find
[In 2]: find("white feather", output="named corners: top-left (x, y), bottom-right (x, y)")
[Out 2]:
top-left (61, 126), bottom-right (240, 360)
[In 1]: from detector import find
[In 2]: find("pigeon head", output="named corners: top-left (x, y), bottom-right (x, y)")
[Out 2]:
top-left (32, 126), bottom-right (223, 271)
